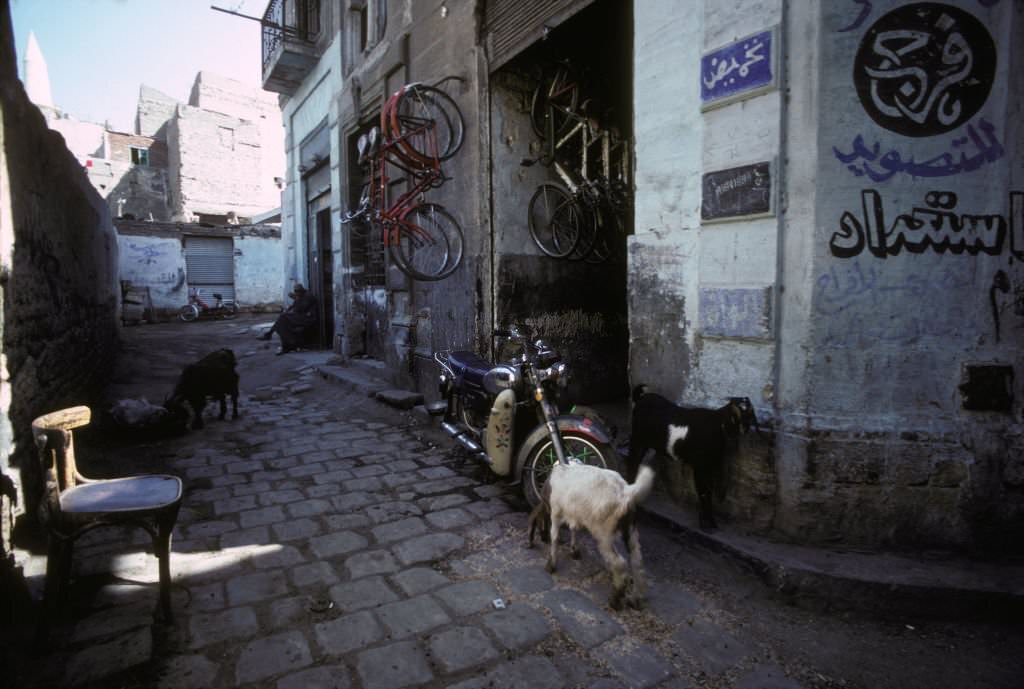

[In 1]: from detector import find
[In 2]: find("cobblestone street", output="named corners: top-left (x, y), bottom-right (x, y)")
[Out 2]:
top-left (8, 319), bottom-right (1023, 689)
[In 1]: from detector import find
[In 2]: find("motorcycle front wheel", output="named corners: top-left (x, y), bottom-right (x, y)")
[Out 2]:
top-left (521, 431), bottom-right (614, 508)
top-left (178, 304), bottom-right (199, 322)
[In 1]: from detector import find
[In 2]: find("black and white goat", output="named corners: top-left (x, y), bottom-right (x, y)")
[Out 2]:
top-left (627, 385), bottom-right (757, 530)
top-left (166, 348), bottom-right (239, 429)
top-left (528, 454), bottom-right (657, 610)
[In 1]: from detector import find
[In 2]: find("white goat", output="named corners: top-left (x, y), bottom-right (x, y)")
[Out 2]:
top-left (530, 457), bottom-right (656, 609)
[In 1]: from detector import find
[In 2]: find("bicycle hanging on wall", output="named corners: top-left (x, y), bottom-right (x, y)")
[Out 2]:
top-left (343, 79), bottom-right (466, 282)
top-left (523, 61), bottom-right (633, 264)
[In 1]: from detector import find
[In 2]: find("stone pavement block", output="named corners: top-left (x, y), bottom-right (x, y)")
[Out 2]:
top-left (156, 654), bottom-right (220, 689)
top-left (288, 497), bottom-right (334, 518)
top-left (185, 520), bottom-right (238, 541)
top-left (316, 468), bottom-right (357, 485)
top-left (65, 627), bottom-right (152, 687)
top-left (356, 640), bottom-right (434, 689)
top-left (540, 589), bottom-right (623, 648)
top-left (236, 630), bottom-right (313, 685)
top-left (646, 582), bottom-right (703, 626)
top-left (382, 472), bottom-right (419, 488)
top-left (187, 581), bottom-right (225, 611)
top-left (417, 494), bottom-right (470, 512)
top-left (425, 507), bottom-right (475, 530)
top-left (429, 625), bottom-right (500, 673)
top-left (597, 638), bottom-right (675, 689)
top-left (733, 665), bottom-right (807, 689)
top-left (187, 486), bottom-right (232, 503)
top-left (239, 505), bottom-right (287, 528)
top-left (330, 575), bottom-right (400, 612)
top-left (71, 606), bottom-right (150, 644)
top-left (270, 596), bottom-right (316, 629)
top-left (288, 463), bottom-right (327, 478)
top-left (466, 499), bottom-right (513, 519)
top-left (413, 476), bottom-right (477, 495)
top-left (227, 459), bottom-right (264, 474)
top-left (392, 532), bottom-right (465, 566)
top-left (220, 525), bottom-right (269, 549)
top-left (503, 565), bottom-right (555, 595)
top-left (366, 501), bottom-right (424, 524)
top-left (391, 567), bottom-right (451, 596)
top-left (346, 549), bottom-right (401, 578)
top-left (671, 617), bottom-right (753, 676)
top-left (273, 518), bottom-right (322, 541)
top-left (481, 604), bottom-right (552, 650)
top-left (372, 517), bottom-right (428, 544)
top-left (418, 466), bottom-right (456, 480)
top-left (315, 610), bottom-right (385, 655)
top-left (474, 484), bottom-right (505, 498)
top-left (251, 544), bottom-right (307, 569)
top-left (233, 480), bottom-right (272, 496)
top-left (292, 561), bottom-right (341, 587)
top-left (353, 464), bottom-right (388, 477)
top-left (326, 512), bottom-right (372, 530)
top-left (261, 488), bottom-right (307, 505)
top-left (446, 655), bottom-right (565, 689)
top-left (185, 465), bottom-right (223, 480)
top-left (278, 663), bottom-right (352, 689)
top-left (376, 595), bottom-right (451, 638)
top-left (345, 475), bottom-right (386, 492)
top-left (210, 473), bottom-right (247, 488)
top-left (435, 580), bottom-right (502, 617)
top-left (227, 570), bottom-right (290, 606)
top-left (332, 492), bottom-right (375, 512)
top-left (384, 459), bottom-right (420, 473)
top-left (212, 491), bottom-right (258, 513)
top-left (189, 606), bottom-right (259, 648)
top-left (311, 530), bottom-right (370, 558)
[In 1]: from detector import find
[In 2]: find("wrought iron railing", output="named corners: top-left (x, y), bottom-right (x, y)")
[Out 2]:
top-left (262, 0), bottom-right (321, 73)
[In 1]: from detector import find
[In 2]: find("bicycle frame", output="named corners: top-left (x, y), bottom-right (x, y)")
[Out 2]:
top-left (367, 125), bottom-right (446, 246)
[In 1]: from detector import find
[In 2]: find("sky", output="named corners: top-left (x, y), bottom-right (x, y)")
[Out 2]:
top-left (10, 0), bottom-right (271, 133)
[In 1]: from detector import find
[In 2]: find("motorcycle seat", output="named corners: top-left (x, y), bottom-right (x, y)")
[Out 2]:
top-left (448, 350), bottom-right (493, 386)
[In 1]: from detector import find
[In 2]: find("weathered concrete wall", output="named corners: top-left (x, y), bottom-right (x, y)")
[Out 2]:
top-left (107, 131), bottom-right (168, 168)
top-left (115, 221), bottom-right (284, 316)
top-left (169, 104), bottom-right (275, 219)
top-left (780, 0), bottom-right (1024, 551)
top-left (89, 158), bottom-right (171, 221)
top-left (135, 84), bottom-right (178, 140)
top-left (0, 2), bottom-right (119, 551)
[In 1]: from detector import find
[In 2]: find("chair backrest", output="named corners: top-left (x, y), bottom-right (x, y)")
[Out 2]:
top-left (32, 406), bottom-right (92, 520)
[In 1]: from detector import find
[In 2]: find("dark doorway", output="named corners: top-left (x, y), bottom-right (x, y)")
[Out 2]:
top-left (306, 188), bottom-right (332, 349)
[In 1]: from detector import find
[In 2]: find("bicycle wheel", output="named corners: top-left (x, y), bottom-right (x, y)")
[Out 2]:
top-left (221, 303), bottom-right (238, 319)
top-left (389, 85), bottom-right (465, 165)
top-left (528, 183), bottom-right (584, 259)
top-left (530, 64), bottom-right (579, 140)
top-left (389, 203), bottom-right (464, 281)
top-left (178, 304), bottom-right (199, 322)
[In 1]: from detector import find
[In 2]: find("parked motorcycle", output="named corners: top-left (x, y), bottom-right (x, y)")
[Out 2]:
top-left (433, 326), bottom-right (616, 507)
top-left (178, 288), bottom-right (238, 322)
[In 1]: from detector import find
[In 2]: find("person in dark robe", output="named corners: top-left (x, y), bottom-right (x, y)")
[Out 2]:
top-left (259, 284), bottom-right (318, 354)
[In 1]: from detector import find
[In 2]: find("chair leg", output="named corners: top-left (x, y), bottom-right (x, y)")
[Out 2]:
top-left (155, 516), bottom-right (175, 622)
top-left (34, 535), bottom-right (68, 649)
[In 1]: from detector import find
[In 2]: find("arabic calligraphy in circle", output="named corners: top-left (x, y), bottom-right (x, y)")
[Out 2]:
top-left (852, 3), bottom-right (996, 138)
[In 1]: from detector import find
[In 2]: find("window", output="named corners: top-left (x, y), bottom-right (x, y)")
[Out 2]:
top-left (218, 126), bottom-right (235, 150)
top-left (130, 146), bottom-right (149, 166)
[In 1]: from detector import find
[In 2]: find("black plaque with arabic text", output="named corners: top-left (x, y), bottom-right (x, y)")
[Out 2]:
top-left (701, 161), bottom-right (773, 221)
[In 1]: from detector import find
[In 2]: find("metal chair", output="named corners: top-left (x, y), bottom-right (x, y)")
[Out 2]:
top-left (32, 405), bottom-right (182, 644)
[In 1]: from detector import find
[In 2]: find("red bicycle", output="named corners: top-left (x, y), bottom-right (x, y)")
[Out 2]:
top-left (178, 288), bottom-right (237, 322)
top-left (343, 82), bottom-right (465, 281)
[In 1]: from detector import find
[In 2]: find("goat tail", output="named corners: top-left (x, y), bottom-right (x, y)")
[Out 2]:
top-left (631, 384), bottom-right (648, 404)
top-left (626, 464), bottom-right (655, 509)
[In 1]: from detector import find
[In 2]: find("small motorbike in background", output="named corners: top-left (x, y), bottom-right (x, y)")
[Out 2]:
top-left (433, 325), bottom-right (616, 507)
top-left (178, 288), bottom-right (238, 322)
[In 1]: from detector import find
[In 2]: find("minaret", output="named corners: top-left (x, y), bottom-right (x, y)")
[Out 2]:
top-left (24, 31), bottom-right (55, 110)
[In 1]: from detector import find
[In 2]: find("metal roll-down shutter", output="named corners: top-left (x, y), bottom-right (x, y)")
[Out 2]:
top-left (484, 0), bottom-right (597, 71)
top-left (184, 236), bottom-right (235, 303)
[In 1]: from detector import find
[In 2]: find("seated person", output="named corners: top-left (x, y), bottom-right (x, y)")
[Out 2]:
top-left (259, 284), bottom-right (318, 354)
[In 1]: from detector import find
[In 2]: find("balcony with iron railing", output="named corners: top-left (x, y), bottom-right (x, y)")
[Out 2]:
top-left (262, 0), bottom-right (322, 95)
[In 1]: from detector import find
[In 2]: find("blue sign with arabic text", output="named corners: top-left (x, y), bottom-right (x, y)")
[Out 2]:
top-left (701, 28), bottom-right (776, 108)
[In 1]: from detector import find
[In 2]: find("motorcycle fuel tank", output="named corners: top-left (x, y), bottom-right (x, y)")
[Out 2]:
top-left (482, 365), bottom-right (518, 395)
top-left (484, 389), bottom-right (516, 476)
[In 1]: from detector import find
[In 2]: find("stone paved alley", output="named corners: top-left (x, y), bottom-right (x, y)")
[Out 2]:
top-left (7, 317), bottom-right (1023, 689)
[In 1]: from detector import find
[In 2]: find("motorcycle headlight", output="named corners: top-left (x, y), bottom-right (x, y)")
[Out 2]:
top-left (483, 365), bottom-right (519, 395)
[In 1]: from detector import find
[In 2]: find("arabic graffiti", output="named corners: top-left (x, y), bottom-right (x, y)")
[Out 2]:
top-left (829, 190), bottom-right (1024, 259)
top-left (833, 117), bottom-right (1004, 181)
top-left (838, 0), bottom-right (873, 33)
top-left (129, 242), bottom-right (165, 265)
top-left (701, 27), bottom-right (776, 108)
top-left (814, 258), bottom-right (982, 345)
top-left (853, 3), bottom-right (996, 137)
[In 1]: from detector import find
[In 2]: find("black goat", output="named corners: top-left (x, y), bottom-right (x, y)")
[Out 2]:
top-left (166, 348), bottom-right (239, 429)
top-left (626, 385), bottom-right (757, 530)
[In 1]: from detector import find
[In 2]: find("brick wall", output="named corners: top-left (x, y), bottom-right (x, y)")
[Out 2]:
top-left (107, 131), bottom-right (169, 167)
top-left (0, 2), bottom-right (120, 565)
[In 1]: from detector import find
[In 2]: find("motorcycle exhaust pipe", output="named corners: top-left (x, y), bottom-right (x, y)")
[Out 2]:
top-left (440, 422), bottom-right (491, 465)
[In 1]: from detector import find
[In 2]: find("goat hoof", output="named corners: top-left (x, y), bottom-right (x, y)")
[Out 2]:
top-left (545, 561), bottom-right (556, 574)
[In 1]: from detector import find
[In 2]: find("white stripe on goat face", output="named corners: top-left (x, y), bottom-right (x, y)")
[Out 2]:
top-left (666, 424), bottom-right (689, 458)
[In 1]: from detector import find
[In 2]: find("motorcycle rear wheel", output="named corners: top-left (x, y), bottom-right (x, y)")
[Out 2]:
top-left (178, 304), bottom-right (199, 322)
top-left (521, 431), bottom-right (614, 508)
